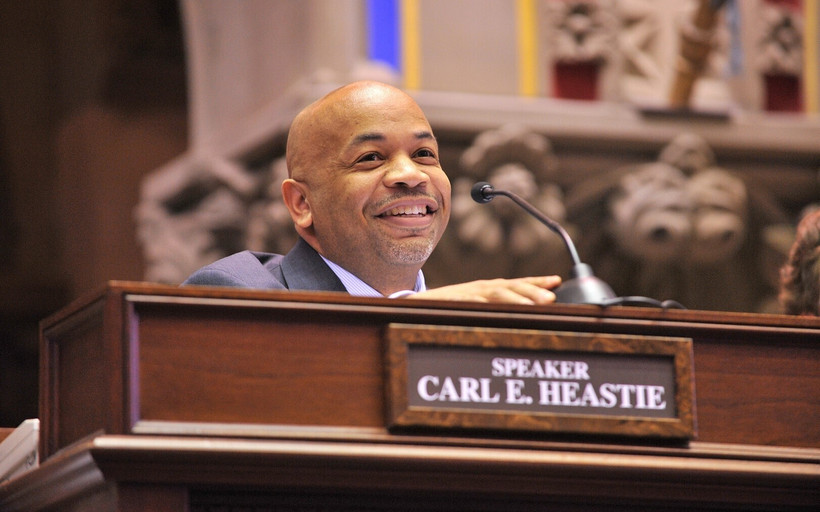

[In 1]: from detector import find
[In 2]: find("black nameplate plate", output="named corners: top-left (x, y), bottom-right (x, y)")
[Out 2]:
top-left (385, 324), bottom-right (696, 440)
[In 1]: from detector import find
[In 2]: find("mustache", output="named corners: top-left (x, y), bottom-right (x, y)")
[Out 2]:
top-left (373, 191), bottom-right (442, 210)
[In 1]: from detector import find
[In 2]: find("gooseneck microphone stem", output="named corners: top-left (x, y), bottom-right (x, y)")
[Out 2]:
top-left (471, 180), bottom-right (684, 308)
top-left (471, 183), bottom-right (582, 266)
top-left (471, 181), bottom-right (617, 306)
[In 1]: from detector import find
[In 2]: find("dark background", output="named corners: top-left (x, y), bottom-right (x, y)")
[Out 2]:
top-left (0, 0), bottom-right (188, 427)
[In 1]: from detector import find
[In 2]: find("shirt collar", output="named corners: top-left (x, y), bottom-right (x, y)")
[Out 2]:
top-left (320, 256), bottom-right (426, 298)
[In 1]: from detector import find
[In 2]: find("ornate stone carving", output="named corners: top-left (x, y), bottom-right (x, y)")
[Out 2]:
top-left (564, 133), bottom-right (788, 311)
top-left (544, 0), bottom-right (618, 63)
top-left (756, 1), bottom-right (803, 75)
top-left (245, 157), bottom-right (299, 255)
top-left (616, 0), bottom-right (665, 94)
top-left (136, 155), bottom-right (263, 284)
top-left (429, 124), bottom-right (572, 283)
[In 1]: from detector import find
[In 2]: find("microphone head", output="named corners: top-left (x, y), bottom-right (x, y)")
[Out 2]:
top-left (471, 182), bottom-right (495, 203)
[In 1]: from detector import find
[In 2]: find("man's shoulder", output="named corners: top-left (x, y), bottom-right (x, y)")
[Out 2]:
top-left (182, 250), bottom-right (287, 289)
top-left (181, 239), bottom-right (347, 293)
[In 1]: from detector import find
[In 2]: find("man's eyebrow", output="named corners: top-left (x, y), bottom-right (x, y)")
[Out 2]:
top-left (415, 130), bottom-right (436, 142)
top-left (351, 132), bottom-right (385, 145)
top-left (349, 131), bottom-right (436, 146)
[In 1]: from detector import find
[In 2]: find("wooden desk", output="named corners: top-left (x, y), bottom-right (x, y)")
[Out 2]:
top-left (1, 282), bottom-right (817, 511)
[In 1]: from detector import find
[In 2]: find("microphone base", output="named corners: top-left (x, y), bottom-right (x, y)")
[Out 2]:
top-left (554, 263), bottom-right (617, 305)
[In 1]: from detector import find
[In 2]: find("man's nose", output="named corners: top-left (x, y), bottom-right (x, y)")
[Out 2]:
top-left (384, 155), bottom-right (429, 188)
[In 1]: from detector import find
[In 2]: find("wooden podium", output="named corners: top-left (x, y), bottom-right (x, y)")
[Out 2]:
top-left (1, 281), bottom-right (818, 511)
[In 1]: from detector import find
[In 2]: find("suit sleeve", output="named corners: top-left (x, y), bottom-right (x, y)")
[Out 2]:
top-left (181, 251), bottom-right (287, 289)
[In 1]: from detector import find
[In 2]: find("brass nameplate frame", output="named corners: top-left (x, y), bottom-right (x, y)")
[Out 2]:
top-left (385, 324), bottom-right (696, 440)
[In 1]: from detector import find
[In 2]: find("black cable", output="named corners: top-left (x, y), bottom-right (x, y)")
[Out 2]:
top-left (597, 296), bottom-right (687, 310)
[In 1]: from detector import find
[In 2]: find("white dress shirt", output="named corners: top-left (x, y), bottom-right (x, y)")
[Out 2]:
top-left (320, 256), bottom-right (425, 298)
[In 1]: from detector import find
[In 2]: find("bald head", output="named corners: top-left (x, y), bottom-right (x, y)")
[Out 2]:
top-left (286, 81), bottom-right (430, 181)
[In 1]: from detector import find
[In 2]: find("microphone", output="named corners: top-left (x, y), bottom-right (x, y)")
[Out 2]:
top-left (470, 181), bottom-right (617, 305)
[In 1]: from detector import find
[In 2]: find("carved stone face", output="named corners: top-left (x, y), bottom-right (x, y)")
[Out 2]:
top-left (609, 163), bottom-right (693, 263)
top-left (659, 133), bottom-right (715, 175)
top-left (686, 169), bottom-right (748, 264)
top-left (608, 163), bottom-right (748, 266)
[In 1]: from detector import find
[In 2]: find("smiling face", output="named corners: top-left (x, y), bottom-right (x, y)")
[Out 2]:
top-left (282, 81), bottom-right (451, 294)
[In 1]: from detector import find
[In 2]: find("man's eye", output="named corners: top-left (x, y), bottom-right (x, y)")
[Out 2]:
top-left (414, 148), bottom-right (437, 159)
top-left (356, 153), bottom-right (382, 163)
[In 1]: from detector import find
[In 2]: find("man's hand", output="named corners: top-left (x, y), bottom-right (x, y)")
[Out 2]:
top-left (410, 276), bottom-right (562, 305)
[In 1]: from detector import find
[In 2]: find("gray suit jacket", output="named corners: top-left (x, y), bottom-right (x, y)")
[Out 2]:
top-left (182, 237), bottom-right (347, 292)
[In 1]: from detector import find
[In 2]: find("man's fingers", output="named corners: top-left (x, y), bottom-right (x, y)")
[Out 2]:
top-left (483, 277), bottom-right (560, 304)
top-left (487, 286), bottom-right (539, 305)
top-left (508, 282), bottom-right (557, 305)
top-left (408, 275), bottom-right (563, 304)
top-left (521, 275), bottom-right (563, 289)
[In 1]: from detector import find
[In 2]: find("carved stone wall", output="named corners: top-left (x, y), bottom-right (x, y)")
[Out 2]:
top-left (137, 0), bottom-right (820, 313)
top-left (137, 93), bottom-right (818, 313)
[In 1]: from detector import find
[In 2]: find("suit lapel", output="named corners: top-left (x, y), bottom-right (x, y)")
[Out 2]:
top-left (280, 238), bottom-right (347, 292)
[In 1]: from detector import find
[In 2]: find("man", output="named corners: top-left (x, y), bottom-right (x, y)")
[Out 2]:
top-left (184, 81), bottom-right (561, 305)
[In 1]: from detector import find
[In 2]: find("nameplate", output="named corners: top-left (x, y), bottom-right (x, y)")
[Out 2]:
top-left (385, 324), bottom-right (696, 440)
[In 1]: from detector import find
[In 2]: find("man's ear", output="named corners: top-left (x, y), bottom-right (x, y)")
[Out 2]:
top-left (281, 178), bottom-right (313, 230)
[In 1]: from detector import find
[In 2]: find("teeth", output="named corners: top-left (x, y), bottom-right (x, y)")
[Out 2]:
top-left (386, 205), bottom-right (427, 216)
